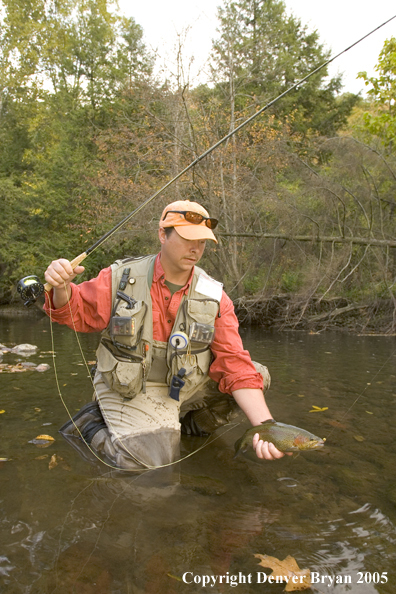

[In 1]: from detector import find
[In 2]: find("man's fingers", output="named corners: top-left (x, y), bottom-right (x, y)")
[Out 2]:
top-left (44, 259), bottom-right (79, 287)
top-left (253, 439), bottom-right (286, 460)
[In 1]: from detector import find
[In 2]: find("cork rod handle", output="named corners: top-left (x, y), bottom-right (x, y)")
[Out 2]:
top-left (44, 252), bottom-right (88, 293)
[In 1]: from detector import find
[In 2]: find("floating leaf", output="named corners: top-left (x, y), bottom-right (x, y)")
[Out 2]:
top-left (328, 419), bottom-right (348, 430)
top-left (0, 410), bottom-right (5, 414)
top-left (29, 434), bottom-right (55, 448)
top-left (255, 554), bottom-right (311, 591)
top-left (365, 411), bottom-right (373, 415)
top-left (353, 435), bottom-right (365, 442)
top-left (297, 394), bottom-right (305, 398)
top-left (309, 406), bottom-right (328, 413)
top-left (167, 574), bottom-right (182, 582)
top-left (49, 454), bottom-right (58, 470)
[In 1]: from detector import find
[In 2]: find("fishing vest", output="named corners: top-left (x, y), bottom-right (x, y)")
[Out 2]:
top-left (96, 255), bottom-right (222, 402)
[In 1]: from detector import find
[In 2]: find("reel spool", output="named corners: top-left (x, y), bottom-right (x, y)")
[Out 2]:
top-left (17, 276), bottom-right (44, 307)
top-left (169, 331), bottom-right (189, 350)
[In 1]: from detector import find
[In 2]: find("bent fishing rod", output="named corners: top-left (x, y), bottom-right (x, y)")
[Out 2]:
top-left (17, 14), bottom-right (396, 306)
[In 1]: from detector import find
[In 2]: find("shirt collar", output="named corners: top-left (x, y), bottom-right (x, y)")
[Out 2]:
top-left (153, 253), bottom-right (194, 290)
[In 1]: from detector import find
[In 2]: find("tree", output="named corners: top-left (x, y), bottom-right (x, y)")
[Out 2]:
top-left (358, 37), bottom-right (396, 150)
top-left (211, 0), bottom-right (358, 137)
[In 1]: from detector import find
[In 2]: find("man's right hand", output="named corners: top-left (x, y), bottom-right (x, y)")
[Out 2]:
top-left (44, 259), bottom-right (85, 308)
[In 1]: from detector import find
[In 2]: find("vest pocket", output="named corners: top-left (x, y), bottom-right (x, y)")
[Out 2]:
top-left (187, 299), bottom-right (219, 327)
top-left (96, 343), bottom-right (143, 398)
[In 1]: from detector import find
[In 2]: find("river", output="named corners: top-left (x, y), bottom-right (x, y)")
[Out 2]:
top-left (0, 315), bottom-right (395, 593)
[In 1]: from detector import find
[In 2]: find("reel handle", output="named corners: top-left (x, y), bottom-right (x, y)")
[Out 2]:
top-left (44, 251), bottom-right (88, 293)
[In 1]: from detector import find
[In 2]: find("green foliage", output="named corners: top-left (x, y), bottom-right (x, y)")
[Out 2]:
top-left (358, 37), bottom-right (396, 149)
top-left (211, 0), bottom-right (359, 137)
top-left (0, 0), bottom-right (394, 323)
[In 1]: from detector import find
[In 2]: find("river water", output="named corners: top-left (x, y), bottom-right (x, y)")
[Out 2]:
top-left (0, 315), bottom-right (395, 593)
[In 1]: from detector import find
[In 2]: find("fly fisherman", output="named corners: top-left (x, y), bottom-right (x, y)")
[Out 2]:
top-left (44, 200), bottom-right (286, 469)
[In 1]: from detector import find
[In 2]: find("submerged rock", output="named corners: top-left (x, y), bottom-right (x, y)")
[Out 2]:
top-left (35, 364), bottom-right (50, 372)
top-left (11, 343), bottom-right (38, 354)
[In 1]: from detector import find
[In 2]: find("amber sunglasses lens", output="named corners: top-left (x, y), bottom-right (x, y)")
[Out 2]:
top-left (184, 211), bottom-right (218, 230)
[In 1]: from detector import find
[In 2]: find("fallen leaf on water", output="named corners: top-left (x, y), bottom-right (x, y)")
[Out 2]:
top-left (29, 434), bottom-right (55, 448)
top-left (255, 554), bottom-right (311, 591)
top-left (167, 574), bottom-right (183, 582)
top-left (309, 406), bottom-right (328, 413)
top-left (297, 394), bottom-right (305, 398)
top-left (366, 411), bottom-right (373, 415)
top-left (34, 455), bottom-right (49, 460)
top-left (0, 410), bottom-right (5, 414)
top-left (353, 435), bottom-right (365, 442)
top-left (49, 454), bottom-right (58, 469)
top-left (328, 419), bottom-right (348, 430)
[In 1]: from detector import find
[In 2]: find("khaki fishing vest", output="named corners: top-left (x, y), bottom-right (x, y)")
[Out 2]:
top-left (96, 255), bottom-right (221, 401)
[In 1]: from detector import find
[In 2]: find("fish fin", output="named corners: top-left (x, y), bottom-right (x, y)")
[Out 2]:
top-left (261, 419), bottom-right (276, 425)
top-left (234, 436), bottom-right (248, 458)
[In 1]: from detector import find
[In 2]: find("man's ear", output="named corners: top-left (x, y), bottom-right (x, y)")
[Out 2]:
top-left (158, 227), bottom-right (166, 245)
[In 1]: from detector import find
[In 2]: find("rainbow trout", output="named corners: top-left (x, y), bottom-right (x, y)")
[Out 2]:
top-left (234, 420), bottom-right (325, 456)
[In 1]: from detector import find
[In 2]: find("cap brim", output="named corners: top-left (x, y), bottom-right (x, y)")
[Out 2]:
top-left (174, 225), bottom-right (218, 243)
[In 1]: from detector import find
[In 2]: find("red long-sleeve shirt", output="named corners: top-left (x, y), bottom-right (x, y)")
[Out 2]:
top-left (44, 254), bottom-right (263, 394)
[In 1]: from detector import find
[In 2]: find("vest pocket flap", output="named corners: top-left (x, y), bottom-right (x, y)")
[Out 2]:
top-left (187, 299), bottom-right (218, 325)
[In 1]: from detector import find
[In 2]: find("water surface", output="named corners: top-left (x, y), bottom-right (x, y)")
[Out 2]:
top-left (1, 316), bottom-right (395, 593)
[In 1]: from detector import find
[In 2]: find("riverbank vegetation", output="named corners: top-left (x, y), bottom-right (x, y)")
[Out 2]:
top-left (1, 0), bottom-right (395, 333)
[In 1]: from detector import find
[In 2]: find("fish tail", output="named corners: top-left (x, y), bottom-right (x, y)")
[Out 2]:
top-left (234, 436), bottom-right (244, 458)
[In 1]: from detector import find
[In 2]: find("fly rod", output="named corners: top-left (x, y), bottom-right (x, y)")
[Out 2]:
top-left (17, 13), bottom-right (396, 306)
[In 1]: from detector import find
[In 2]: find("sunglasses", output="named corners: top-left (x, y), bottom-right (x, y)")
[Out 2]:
top-left (162, 210), bottom-right (218, 230)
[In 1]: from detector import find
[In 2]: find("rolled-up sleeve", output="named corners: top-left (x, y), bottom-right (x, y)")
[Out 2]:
top-left (209, 291), bottom-right (264, 394)
top-left (43, 267), bottom-right (112, 333)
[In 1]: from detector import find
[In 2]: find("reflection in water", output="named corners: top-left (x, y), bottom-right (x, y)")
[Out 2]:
top-left (0, 317), bottom-right (395, 593)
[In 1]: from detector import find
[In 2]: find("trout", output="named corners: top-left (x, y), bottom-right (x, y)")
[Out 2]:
top-left (234, 420), bottom-right (325, 456)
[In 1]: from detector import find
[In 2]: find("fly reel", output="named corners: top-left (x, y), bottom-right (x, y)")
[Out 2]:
top-left (17, 275), bottom-right (45, 307)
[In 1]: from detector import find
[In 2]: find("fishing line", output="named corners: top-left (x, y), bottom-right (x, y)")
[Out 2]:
top-left (36, 14), bottom-right (396, 465)
top-left (49, 284), bottom-right (242, 470)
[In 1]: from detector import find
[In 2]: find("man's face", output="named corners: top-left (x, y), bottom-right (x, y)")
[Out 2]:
top-left (159, 228), bottom-right (206, 274)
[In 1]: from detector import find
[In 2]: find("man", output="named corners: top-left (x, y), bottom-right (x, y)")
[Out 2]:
top-left (44, 200), bottom-right (286, 469)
